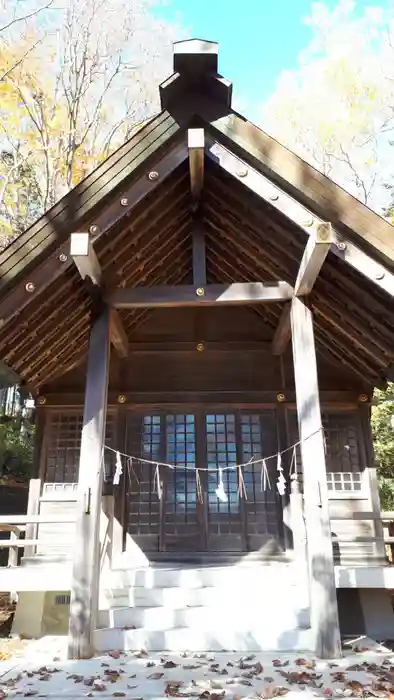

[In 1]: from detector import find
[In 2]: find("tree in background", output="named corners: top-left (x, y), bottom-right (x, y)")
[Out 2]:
top-left (263, 0), bottom-right (394, 505)
top-left (262, 0), bottom-right (394, 211)
top-left (0, 0), bottom-right (184, 246)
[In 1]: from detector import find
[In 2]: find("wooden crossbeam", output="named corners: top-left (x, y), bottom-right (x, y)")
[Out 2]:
top-left (294, 223), bottom-right (333, 296)
top-left (207, 141), bottom-right (394, 299)
top-left (70, 233), bottom-right (101, 287)
top-left (107, 282), bottom-right (294, 309)
top-left (188, 129), bottom-right (204, 207)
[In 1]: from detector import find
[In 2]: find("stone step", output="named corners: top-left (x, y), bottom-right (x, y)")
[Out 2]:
top-left (102, 563), bottom-right (307, 591)
top-left (101, 583), bottom-right (310, 610)
top-left (94, 624), bottom-right (314, 653)
top-left (97, 602), bottom-right (310, 631)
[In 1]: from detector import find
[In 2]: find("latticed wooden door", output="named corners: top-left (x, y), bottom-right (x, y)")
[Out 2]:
top-left (125, 408), bottom-right (282, 554)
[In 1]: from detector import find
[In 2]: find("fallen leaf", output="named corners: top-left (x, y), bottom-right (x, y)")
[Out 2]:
top-left (24, 693), bottom-right (38, 697)
top-left (163, 661), bottom-right (178, 669)
top-left (146, 661), bottom-right (156, 668)
top-left (148, 673), bottom-right (164, 680)
top-left (112, 694), bottom-right (126, 697)
top-left (183, 665), bottom-right (201, 671)
top-left (92, 680), bottom-right (107, 691)
top-left (254, 662), bottom-right (264, 675)
top-left (108, 651), bottom-right (121, 660)
top-left (38, 675), bottom-right (51, 682)
top-left (165, 681), bottom-right (189, 697)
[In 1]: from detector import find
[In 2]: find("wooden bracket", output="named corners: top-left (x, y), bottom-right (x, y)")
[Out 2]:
top-left (70, 233), bottom-right (101, 287)
top-left (188, 128), bottom-right (205, 208)
top-left (109, 309), bottom-right (129, 359)
top-left (294, 223), bottom-right (333, 296)
top-left (272, 303), bottom-right (292, 356)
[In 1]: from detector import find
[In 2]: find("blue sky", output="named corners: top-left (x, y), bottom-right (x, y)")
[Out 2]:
top-left (160, 0), bottom-right (387, 120)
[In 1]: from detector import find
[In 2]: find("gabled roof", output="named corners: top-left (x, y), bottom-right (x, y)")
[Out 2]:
top-left (0, 39), bottom-right (394, 391)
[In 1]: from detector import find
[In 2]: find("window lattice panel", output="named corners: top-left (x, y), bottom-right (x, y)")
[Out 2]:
top-left (44, 411), bottom-right (115, 483)
top-left (326, 472), bottom-right (363, 492)
top-left (289, 411), bottom-right (363, 478)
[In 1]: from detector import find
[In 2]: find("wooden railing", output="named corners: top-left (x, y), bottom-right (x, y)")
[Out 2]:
top-left (0, 496), bottom-right (116, 571)
top-left (0, 514), bottom-right (77, 567)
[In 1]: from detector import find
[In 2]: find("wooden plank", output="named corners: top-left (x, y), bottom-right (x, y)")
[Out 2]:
top-left (188, 129), bottom-right (205, 207)
top-left (107, 282), bottom-right (294, 309)
top-left (206, 141), bottom-right (394, 298)
top-left (290, 296), bottom-right (341, 659)
top-left (42, 389), bottom-right (362, 407)
top-left (0, 514), bottom-right (76, 524)
top-left (272, 303), bottom-right (291, 356)
top-left (0, 142), bottom-right (188, 329)
top-left (109, 309), bottom-right (129, 359)
top-left (294, 223), bottom-right (333, 295)
top-left (68, 308), bottom-right (110, 660)
top-left (70, 233), bottom-right (101, 287)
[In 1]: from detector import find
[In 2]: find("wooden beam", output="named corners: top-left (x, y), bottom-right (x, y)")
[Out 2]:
top-left (192, 222), bottom-right (206, 286)
top-left (188, 128), bottom-right (204, 207)
top-left (109, 309), bottom-right (129, 358)
top-left (272, 304), bottom-right (291, 356)
top-left (107, 281), bottom-right (293, 309)
top-left (294, 223), bottom-right (333, 296)
top-left (290, 296), bottom-right (341, 659)
top-left (68, 308), bottom-right (110, 659)
top-left (70, 233), bottom-right (101, 287)
top-left (206, 141), bottom-right (394, 299)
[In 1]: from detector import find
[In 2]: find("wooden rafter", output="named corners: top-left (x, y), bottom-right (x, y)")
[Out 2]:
top-left (188, 128), bottom-right (204, 208)
top-left (204, 109), bottom-right (394, 265)
top-left (0, 142), bottom-right (189, 330)
top-left (206, 141), bottom-right (394, 299)
top-left (107, 281), bottom-right (294, 309)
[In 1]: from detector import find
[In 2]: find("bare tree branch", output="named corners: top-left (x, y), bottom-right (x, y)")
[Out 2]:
top-left (0, 0), bottom-right (54, 34)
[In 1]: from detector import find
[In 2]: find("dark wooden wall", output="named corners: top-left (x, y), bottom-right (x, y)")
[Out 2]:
top-left (41, 307), bottom-right (367, 396)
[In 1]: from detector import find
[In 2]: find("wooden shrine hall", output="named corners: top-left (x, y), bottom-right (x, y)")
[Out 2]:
top-left (1, 39), bottom-right (394, 661)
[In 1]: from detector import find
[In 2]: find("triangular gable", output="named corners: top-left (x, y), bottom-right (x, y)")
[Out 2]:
top-left (0, 38), bottom-right (393, 391)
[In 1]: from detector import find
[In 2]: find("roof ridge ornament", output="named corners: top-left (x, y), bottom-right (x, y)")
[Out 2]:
top-left (159, 39), bottom-right (232, 111)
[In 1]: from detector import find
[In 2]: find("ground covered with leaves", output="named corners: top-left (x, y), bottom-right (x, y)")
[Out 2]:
top-left (1, 644), bottom-right (394, 700)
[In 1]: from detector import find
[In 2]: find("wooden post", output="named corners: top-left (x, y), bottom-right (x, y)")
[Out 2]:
top-left (24, 479), bottom-right (41, 558)
top-left (68, 308), bottom-right (111, 659)
top-left (290, 296), bottom-right (341, 659)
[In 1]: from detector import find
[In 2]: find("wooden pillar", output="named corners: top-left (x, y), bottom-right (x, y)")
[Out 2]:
top-left (68, 308), bottom-right (111, 659)
top-left (290, 297), bottom-right (341, 659)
